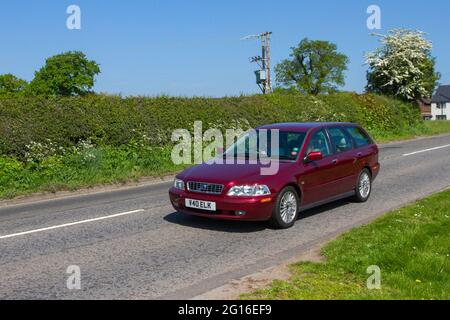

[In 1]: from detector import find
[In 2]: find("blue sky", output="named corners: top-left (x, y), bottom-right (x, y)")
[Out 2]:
top-left (1, 0), bottom-right (449, 97)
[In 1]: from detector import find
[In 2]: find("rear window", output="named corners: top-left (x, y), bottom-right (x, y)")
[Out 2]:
top-left (328, 127), bottom-right (353, 154)
top-left (345, 127), bottom-right (373, 148)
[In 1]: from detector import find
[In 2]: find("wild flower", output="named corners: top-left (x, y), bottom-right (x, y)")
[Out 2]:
top-left (25, 139), bottom-right (65, 163)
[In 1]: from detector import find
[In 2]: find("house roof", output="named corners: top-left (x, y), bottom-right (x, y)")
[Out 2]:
top-left (417, 97), bottom-right (431, 105)
top-left (432, 85), bottom-right (450, 103)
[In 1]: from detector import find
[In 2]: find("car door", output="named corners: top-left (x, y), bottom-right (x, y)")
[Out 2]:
top-left (344, 126), bottom-right (377, 174)
top-left (326, 126), bottom-right (358, 195)
top-left (300, 129), bottom-right (338, 205)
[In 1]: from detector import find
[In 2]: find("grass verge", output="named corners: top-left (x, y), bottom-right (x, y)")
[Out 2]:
top-left (242, 189), bottom-right (450, 300)
top-left (0, 145), bottom-right (189, 199)
top-left (372, 120), bottom-right (450, 143)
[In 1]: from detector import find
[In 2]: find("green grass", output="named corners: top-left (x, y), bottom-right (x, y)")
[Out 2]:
top-left (423, 121), bottom-right (450, 136)
top-left (242, 189), bottom-right (450, 300)
top-left (372, 121), bottom-right (450, 143)
top-left (0, 145), bottom-right (189, 199)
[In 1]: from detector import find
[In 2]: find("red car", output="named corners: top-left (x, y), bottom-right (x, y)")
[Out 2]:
top-left (169, 123), bottom-right (380, 229)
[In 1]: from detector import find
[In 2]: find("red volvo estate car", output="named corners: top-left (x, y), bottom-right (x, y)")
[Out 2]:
top-left (169, 123), bottom-right (380, 229)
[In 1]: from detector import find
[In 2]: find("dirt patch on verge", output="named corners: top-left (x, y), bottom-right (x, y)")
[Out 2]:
top-left (193, 242), bottom-right (326, 300)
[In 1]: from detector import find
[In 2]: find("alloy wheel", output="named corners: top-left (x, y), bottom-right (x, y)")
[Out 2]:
top-left (359, 172), bottom-right (371, 199)
top-left (280, 191), bottom-right (298, 224)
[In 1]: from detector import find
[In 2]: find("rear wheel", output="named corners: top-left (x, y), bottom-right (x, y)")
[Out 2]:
top-left (269, 187), bottom-right (300, 229)
top-left (354, 169), bottom-right (372, 202)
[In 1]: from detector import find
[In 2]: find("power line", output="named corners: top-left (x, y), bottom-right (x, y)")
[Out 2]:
top-left (241, 31), bottom-right (273, 94)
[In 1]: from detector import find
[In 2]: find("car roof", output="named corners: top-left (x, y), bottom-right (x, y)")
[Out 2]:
top-left (256, 122), bottom-right (357, 132)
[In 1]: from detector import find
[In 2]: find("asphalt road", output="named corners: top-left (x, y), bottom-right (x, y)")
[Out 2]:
top-left (0, 134), bottom-right (450, 300)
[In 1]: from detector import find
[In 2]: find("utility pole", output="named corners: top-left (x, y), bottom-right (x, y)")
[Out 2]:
top-left (241, 31), bottom-right (273, 94)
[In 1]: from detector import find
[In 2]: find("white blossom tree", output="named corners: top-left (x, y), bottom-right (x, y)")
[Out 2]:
top-left (365, 29), bottom-right (440, 101)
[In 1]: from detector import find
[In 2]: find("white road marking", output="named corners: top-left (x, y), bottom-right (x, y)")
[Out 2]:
top-left (0, 209), bottom-right (145, 240)
top-left (402, 144), bottom-right (450, 157)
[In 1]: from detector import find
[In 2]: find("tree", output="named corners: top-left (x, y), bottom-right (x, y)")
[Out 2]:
top-left (28, 51), bottom-right (100, 97)
top-left (275, 38), bottom-right (349, 95)
top-left (0, 74), bottom-right (28, 95)
top-left (365, 29), bottom-right (440, 101)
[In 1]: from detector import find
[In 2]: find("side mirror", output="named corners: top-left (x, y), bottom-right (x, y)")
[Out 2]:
top-left (304, 151), bottom-right (323, 163)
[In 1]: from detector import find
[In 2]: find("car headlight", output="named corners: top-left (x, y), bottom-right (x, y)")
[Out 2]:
top-left (227, 185), bottom-right (271, 197)
top-left (173, 178), bottom-right (185, 191)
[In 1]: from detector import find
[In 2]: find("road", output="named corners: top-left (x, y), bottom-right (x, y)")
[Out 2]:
top-left (0, 134), bottom-right (450, 299)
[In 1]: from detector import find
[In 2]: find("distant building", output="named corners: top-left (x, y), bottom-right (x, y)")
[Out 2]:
top-left (431, 85), bottom-right (450, 120)
top-left (417, 97), bottom-right (432, 120)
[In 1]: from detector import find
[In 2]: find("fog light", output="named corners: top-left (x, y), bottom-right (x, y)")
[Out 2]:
top-left (235, 210), bottom-right (247, 216)
top-left (171, 199), bottom-right (180, 207)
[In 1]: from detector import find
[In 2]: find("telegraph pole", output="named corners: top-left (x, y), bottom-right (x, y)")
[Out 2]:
top-left (241, 31), bottom-right (273, 94)
top-left (262, 31), bottom-right (272, 94)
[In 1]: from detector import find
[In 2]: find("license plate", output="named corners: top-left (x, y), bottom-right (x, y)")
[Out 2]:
top-left (185, 199), bottom-right (216, 212)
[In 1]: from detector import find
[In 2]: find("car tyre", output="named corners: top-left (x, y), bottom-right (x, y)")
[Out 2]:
top-left (354, 168), bottom-right (372, 203)
top-left (269, 186), bottom-right (300, 229)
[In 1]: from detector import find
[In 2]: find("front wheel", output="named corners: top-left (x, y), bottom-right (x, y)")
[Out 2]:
top-left (354, 169), bottom-right (372, 203)
top-left (269, 187), bottom-right (300, 229)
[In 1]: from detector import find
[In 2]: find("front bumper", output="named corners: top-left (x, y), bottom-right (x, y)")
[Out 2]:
top-left (168, 188), bottom-right (276, 221)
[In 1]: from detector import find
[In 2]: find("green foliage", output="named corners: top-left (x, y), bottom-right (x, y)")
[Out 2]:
top-left (0, 74), bottom-right (28, 96)
top-left (275, 38), bottom-right (349, 95)
top-left (1, 93), bottom-right (445, 199)
top-left (366, 29), bottom-right (440, 101)
top-left (243, 189), bottom-right (450, 300)
top-left (0, 142), bottom-right (187, 199)
top-left (423, 120), bottom-right (450, 136)
top-left (0, 93), bottom-right (422, 157)
top-left (27, 51), bottom-right (100, 97)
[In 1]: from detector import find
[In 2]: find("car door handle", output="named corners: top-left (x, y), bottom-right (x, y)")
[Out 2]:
top-left (357, 152), bottom-right (363, 158)
top-left (332, 159), bottom-right (339, 165)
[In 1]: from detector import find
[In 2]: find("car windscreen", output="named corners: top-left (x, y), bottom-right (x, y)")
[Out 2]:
top-left (224, 130), bottom-right (306, 161)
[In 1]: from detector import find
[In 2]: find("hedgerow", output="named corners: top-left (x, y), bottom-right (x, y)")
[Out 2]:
top-left (0, 93), bottom-right (422, 157)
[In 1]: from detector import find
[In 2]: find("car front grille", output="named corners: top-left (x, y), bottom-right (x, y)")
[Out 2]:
top-left (187, 181), bottom-right (224, 195)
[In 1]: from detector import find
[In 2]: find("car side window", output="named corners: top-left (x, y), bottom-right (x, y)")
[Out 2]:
top-left (306, 130), bottom-right (332, 157)
top-left (328, 127), bottom-right (353, 154)
top-left (345, 127), bottom-right (372, 148)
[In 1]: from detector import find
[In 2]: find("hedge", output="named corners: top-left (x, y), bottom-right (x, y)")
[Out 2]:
top-left (0, 93), bottom-right (422, 157)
